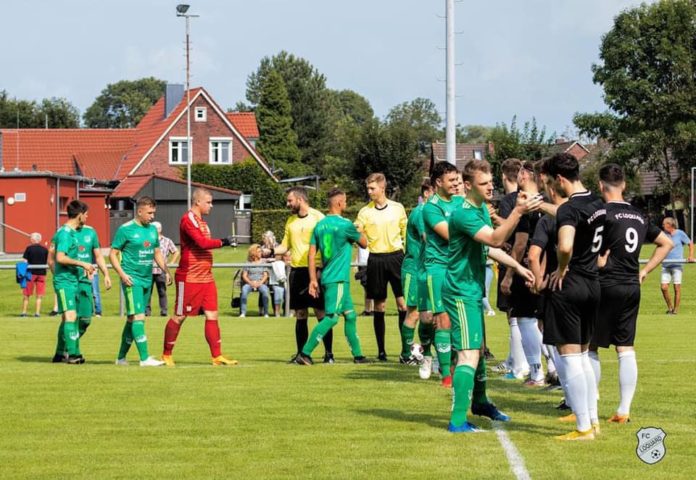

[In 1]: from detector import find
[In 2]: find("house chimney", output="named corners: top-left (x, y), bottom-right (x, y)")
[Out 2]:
top-left (487, 141), bottom-right (495, 156)
top-left (165, 84), bottom-right (185, 118)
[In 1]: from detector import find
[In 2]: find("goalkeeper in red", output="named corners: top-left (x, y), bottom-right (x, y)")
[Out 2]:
top-left (161, 188), bottom-right (238, 366)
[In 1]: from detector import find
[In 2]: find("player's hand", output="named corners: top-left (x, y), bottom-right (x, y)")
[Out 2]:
top-left (104, 275), bottom-right (112, 290)
top-left (165, 272), bottom-right (172, 286)
top-left (514, 264), bottom-right (535, 287)
top-left (597, 250), bottom-right (610, 268)
top-left (120, 273), bottom-right (134, 286)
top-left (80, 262), bottom-right (96, 275)
top-left (638, 269), bottom-right (648, 284)
top-left (308, 280), bottom-right (320, 298)
top-left (516, 191), bottom-right (543, 214)
top-left (354, 222), bottom-right (364, 233)
top-left (550, 267), bottom-right (567, 291)
top-left (500, 275), bottom-right (513, 295)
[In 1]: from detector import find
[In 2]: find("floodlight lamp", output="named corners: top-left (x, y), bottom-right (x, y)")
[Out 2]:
top-left (176, 4), bottom-right (190, 15)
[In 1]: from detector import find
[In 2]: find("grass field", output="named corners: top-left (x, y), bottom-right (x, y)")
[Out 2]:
top-left (0, 246), bottom-right (694, 479)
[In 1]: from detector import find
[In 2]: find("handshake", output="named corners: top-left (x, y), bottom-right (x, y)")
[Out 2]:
top-left (221, 236), bottom-right (238, 248)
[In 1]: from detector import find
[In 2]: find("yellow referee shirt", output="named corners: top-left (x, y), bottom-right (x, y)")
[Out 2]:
top-left (355, 200), bottom-right (407, 254)
top-left (280, 208), bottom-right (324, 268)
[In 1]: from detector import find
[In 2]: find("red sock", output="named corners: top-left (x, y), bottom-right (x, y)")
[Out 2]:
top-left (205, 319), bottom-right (222, 357)
top-left (163, 319), bottom-right (182, 355)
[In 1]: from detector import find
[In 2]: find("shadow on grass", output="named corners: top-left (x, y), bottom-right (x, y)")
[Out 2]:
top-left (15, 356), bottom-right (114, 365)
top-left (343, 364), bottom-right (421, 383)
top-left (355, 407), bottom-right (448, 429)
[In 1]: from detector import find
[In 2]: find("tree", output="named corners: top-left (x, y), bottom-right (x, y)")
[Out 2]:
top-left (454, 124), bottom-right (492, 143)
top-left (331, 89), bottom-right (374, 126)
top-left (83, 77), bottom-right (166, 128)
top-left (574, 0), bottom-right (696, 223)
top-left (0, 90), bottom-right (80, 128)
top-left (255, 70), bottom-right (302, 173)
top-left (386, 98), bottom-right (442, 148)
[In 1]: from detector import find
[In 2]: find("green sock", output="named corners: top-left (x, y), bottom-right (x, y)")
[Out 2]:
top-left (63, 321), bottom-right (80, 356)
top-left (434, 328), bottom-right (452, 378)
top-left (472, 356), bottom-right (489, 405)
top-left (343, 311), bottom-right (363, 357)
top-left (78, 318), bottom-right (91, 337)
top-left (451, 364), bottom-right (476, 427)
top-left (400, 325), bottom-right (415, 358)
top-left (419, 321), bottom-right (434, 356)
top-left (117, 322), bottom-right (133, 360)
top-left (130, 321), bottom-right (150, 361)
top-left (302, 314), bottom-right (339, 356)
top-left (55, 321), bottom-right (66, 356)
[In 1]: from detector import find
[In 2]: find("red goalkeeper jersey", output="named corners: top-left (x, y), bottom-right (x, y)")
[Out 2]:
top-left (175, 210), bottom-right (222, 283)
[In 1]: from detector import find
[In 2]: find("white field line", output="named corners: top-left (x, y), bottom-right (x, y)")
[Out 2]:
top-left (494, 424), bottom-right (532, 480)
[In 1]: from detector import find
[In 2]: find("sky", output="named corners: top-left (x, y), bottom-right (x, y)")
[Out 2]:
top-left (1, 0), bottom-right (650, 136)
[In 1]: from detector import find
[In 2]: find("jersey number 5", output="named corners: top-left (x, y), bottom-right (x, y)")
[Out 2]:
top-left (591, 225), bottom-right (604, 253)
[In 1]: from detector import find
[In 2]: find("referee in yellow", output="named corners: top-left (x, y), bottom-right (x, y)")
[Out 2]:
top-left (355, 173), bottom-right (408, 361)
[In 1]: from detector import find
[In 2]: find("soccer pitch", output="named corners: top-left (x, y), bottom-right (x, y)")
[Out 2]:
top-left (0, 248), bottom-right (693, 479)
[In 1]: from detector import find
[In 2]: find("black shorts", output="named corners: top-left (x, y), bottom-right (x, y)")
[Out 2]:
top-left (289, 267), bottom-right (324, 311)
top-left (543, 273), bottom-right (600, 346)
top-left (509, 274), bottom-right (540, 318)
top-left (592, 283), bottom-right (640, 348)
top-left (366, 251), bottom-right (404, 301)
top-left (496, 265), bottom-right (511, 312)
top-left (536, 291), bottom-right (551, 323)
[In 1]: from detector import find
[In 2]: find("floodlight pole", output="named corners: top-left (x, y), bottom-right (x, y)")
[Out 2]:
top-left (445, 0), bottom-right (456, 166)
top-left (691, 166), bottom-right (695, 242)
top-left (177, 5), bottom-right (198, 209)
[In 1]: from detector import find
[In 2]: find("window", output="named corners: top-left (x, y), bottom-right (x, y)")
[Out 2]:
top-left (195, 107), bottom-right (207, 122)
top-left (209, 138), bottom-right (232, 164)
top-left (473, 149), bottom-right (483, 160)
top-left (169, 138), bottom-right (189, 165)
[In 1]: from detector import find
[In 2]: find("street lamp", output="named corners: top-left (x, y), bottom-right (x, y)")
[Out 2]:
top-left (176, 4), bottom-right (199, 209)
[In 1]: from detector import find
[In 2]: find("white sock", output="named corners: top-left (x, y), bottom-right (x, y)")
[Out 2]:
top-left (561, 353), bottom-right (590, 431)
top-left (617, 350), bottom-right (637, 415)
top-left (542, 344), bottom-right (556, 374)
top-left (581, 351), bottom-right (599, 424)
top-left (509, 318), bottom-right (529, 376)
top-left (588, 350), bottom-right (601, 393)
top-left (518, 317), bottom-right (543, 381)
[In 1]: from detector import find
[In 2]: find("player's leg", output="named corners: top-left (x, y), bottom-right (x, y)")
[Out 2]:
top-left (123, 284), bottom-right (162, 366)
top-left (56, 288), bottom-right (81, 363)
top-left (389, 253), bottom-right (408, 350)
top-left (299, 283), bottom-right (341, 363)
top-left (77, 282), bottom-right (94, 339)
top-left (446, 294), bottom-right (478, 430)
top-left (311, 274), bottom-right (333, 361)
top-left (609, 284), bottom-right (640, 422)
top-left (341, 291), bottom-right (365, 361)
top-left (399, 271), bottom-right (419, 362)
top-left (116, 285), bottom-right (136, 364)
top-left (162, 281), bottom-right (189, 364)
top-left (518, 316), bottom-right (544, 385)
top-left (367, 255), bottom-right (388, 360)
top-left (429, 270), bottom-right (452, 385)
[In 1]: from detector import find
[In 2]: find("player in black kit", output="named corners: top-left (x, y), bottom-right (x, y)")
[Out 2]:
top-left (541, 152), bottom-right (605, 441)
top-left (589, 164), bottom-right (673, 424)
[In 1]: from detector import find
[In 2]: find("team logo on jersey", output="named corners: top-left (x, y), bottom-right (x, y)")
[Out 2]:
top-left (84, 236), bottom-right (91, 243)
top-left (636, 427), bottom-right (666, 465)
top-left (78, 246), bottom-right (86, 252)
top-left (143, 241), bottom-right (151, 247)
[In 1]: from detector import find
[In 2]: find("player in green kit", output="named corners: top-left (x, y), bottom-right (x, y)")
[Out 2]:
top-left (294, 189), bottom-right (369, 364)
top-left (49, 200), bottom-right (96, 364)
top-left (445, 160), bottom-right (540, 432)
top-left (422, 161), bottom-right (463, 387)
top-left (110, 197), bottom-right (171, 367)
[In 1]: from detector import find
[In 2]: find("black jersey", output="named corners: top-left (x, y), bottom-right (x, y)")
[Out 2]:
top-left (556, 191), bottom-right (606, 278)
top-left (599, 202), bottom-right (662, 286)
top-left (531, 214), bottom-right (558, 276)
top-left (517, 210), bottom-right (544, 264)
top-left (498, 191), bottom-right (518, 220)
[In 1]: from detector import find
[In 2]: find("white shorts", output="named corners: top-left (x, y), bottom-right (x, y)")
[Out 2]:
top-left (661, 266), bottom-right (683, 285)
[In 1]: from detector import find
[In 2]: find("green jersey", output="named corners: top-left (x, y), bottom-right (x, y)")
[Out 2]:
top-left (443, 199), bottom-right (491, 299)
top-left (111, 220), bottom-right (160, 287)
top-left (402, 204), bottom-right (425, 274)
top-left (51, 224), bottom-right (80, 290)
top-left (310, 215), bottom-right (361, 284)
top-left (423, 193), bottom-right (463, 271)
top-left (75, 226), bottom-right (100, 284)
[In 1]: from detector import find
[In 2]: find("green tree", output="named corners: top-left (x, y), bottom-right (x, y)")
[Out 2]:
top-left (386, 97), bottom-right (442, 149)
top-left (83, 77), bottom-right (165, 128)
top-left (256, 70), bottom-right (302, 172)
top-left (454, 124), bottom-right (491, 143)
top-left (0, 90), bottom-right (79, 128)
top-left (331, 89), bottom-right (374, 126)
top-left (574, 0), bottom-right (696, 223)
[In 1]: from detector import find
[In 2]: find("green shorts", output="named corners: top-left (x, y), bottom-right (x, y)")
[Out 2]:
top-left (55, 286), bottom-right (77, 314)
top-left (402, 270), bottom-right (418, 309)
top-left (122, 283), bottom-right (152, 316)
top-left (443, 294), bottom-right (484, 351)
top-left (323, 282), bottom-right (354, 316)
top-left (426, 269), bottom-right (447, 314)
top-left (77, 282), bottom-right (94, 319)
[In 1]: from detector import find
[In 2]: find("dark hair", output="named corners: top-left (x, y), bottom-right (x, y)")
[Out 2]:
top-left (461, 160), bottom-right (492, 183)
top-left (430, 161), bottom-right (459, 186)
top-left (599, 163), bottom-right (624, 186)
top-left (327, 188), bottom-right (345, 199)
top-left (501, 158), bottom-right (522, 181)
top-left (420, 178), bottom-right (432, 195)
top-left (136, 196), bottom-right (157, 208)
top-left (286, 186), bottom-right (308, 203)
top-left (540, 153), bottom-right (579, 181)
top-left (67, 200), bottom-right (89, 219)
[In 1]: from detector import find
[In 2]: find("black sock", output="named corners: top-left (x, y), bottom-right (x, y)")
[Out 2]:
top-left (318, 316), bottom-right (333, 354)
top-left (295, 318), bottom-right (308, 354)
top-left (397, 309), bottom-right (406, 332)
top-left (373, 311), bottom-right (386, 354)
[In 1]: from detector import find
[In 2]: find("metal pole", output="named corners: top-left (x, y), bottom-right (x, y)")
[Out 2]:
top-left (691, 166), bottom-right (695, 242)
top-left (186, 15), bottom-right (192, 210)
top-left (445, 0), bottom-right (456, 166)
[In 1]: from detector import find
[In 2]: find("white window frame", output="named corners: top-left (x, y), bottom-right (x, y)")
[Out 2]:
top-left (209, 137), bottom-right (233, 165)
top-left (194, 107), bottom-right (207, 122)
top-left (473, 149), bottom-right (483, 160)
top-left (169, 137), bottom-right (190, 165)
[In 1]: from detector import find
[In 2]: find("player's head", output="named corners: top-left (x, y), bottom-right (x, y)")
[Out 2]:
top-left (598, 163), bottom-right (625, 199)
top-left (327, 187), bottom-right (347, 212)
top-left (67, 200), bottom-right (89, 226)
top-left (135, 196), bottom-right (157, 225)
top-left (662, 217), bottom-right (677, 233)
top-left (540, 152), bottom-right (580, 195)
top-left (247, 243), bottom-right (262, 262)
top-left (430, 161), bottom-right (460, 197)
top-left (286, 186), bottom-right (308, 214)
top-left (365, 173), bottom-right (386, 201)
top-left (501, 158), bottom-right (522, 189)
top-left (462, 160), bottom-right (493, 203)
top-left (420, 178), bottom-right (434, 201)
top-left (517, 160), bottom-right (538, 192)
top-left (192, 188), bottom-right (214, 215)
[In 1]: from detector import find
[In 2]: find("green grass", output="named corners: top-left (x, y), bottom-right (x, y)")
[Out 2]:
top-left (0, 247), bottom-right (694, 479)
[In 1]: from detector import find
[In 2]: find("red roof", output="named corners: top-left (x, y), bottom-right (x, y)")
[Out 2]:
top-left (226, 112), bottom-right (260, 138)
top-left (112, 173), bottom-right (241, 198)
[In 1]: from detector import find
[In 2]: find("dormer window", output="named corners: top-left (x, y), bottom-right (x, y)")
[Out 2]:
top-left (195, 107), bottom-right (207, 122)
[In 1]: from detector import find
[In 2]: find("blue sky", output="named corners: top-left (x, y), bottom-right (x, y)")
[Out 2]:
top-left (2, 0), bottom-right (648, 135)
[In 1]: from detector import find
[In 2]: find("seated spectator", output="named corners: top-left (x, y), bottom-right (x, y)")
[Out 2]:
top-left (21, 233), bottom-right (48, 317)
top-left (240, 244), bottom-right (270, 318)
top-left (260, 230), bottom-right (277, 260)
top-left (268, 251), bottom-right (290, 317)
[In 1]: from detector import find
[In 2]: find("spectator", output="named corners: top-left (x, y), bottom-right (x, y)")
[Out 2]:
top-left (240, 244), bottom-right (270, 318)
top-left (146, 221), bottom-right (180, 317)
top-left (260, 230), bottom-right (277, 260)
top-left (268, 251), bottom-right (290, 317)
top-left (483, 261), bottom-right (495, 316)
top-left (21, 233), bottom-right (48, 317)
top-left (660, 217), bottom-right (695, 315)
top-left (91, 273), bottom-right (103, 317)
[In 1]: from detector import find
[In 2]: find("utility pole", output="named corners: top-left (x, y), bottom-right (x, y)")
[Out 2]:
top-left (445, 0), bottom-right (456, 166)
